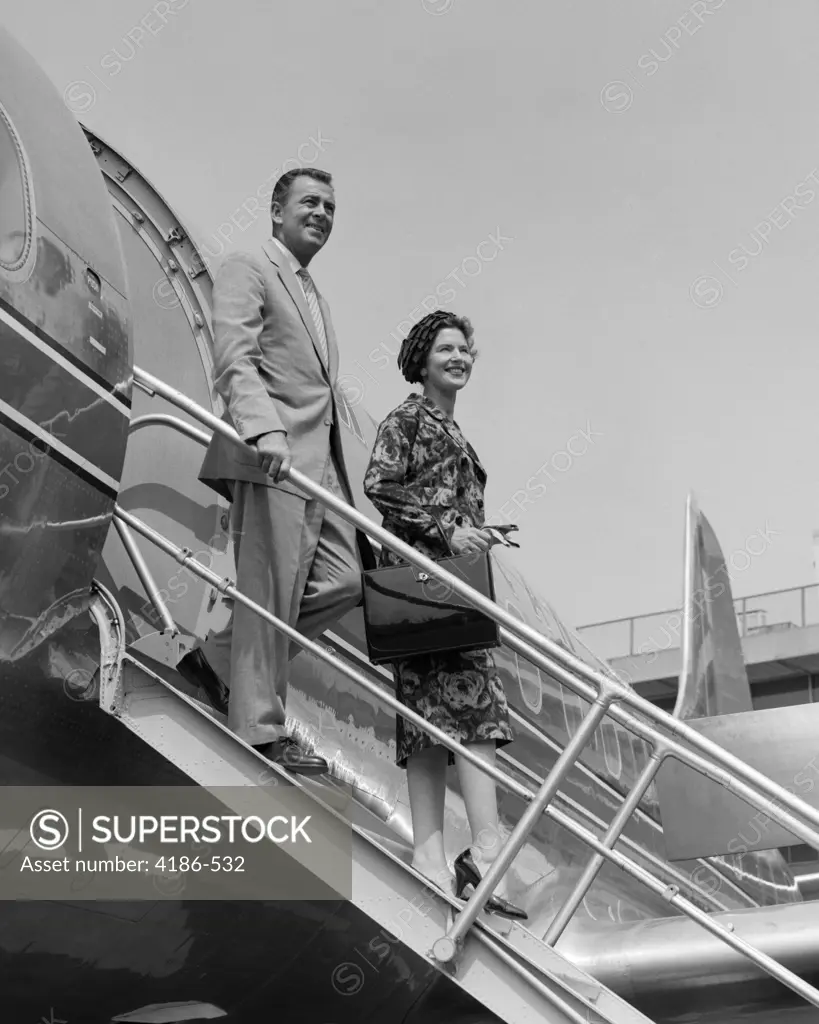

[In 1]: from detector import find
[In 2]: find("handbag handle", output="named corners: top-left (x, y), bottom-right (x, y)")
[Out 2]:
top-left (357, 514), bottom-right (453, 574)
top-left (427, 508), bottom-right (455, 558)
top-left (357, 530), bottom-right (379, 572)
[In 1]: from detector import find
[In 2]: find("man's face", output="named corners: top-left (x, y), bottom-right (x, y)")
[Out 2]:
top-left (272, 175), bottom-right (335, 264)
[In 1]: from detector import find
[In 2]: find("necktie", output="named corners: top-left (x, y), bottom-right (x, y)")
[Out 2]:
top-left (297, 268), bottom-right (329, 367)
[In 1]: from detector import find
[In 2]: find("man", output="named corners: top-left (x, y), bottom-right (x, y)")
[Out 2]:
top-left (177, 167), bottom-right (362, 775)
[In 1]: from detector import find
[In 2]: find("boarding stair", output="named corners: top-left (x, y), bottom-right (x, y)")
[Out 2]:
top-left (83, 366), bottom-right (819, 1024)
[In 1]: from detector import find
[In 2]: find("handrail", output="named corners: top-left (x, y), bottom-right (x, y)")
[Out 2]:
top-left (131, 366), bottom-right (819, 842)
top-left (113, 505), bottom-right (819, 1010)
top-left (129, 368), bottom-right (819, 861)
top-left (498, 748), bottom-right (743, 914)
top-left (129, 412), bottom-right (212, 447)
top-left (325, 625), bottom-right (749, 914)
top-left (119, 404), bottom-right (754, 919)
top-left (128, 401), bottom-right (744, 919)
top-left (126, 365), bottom-right (819, 1008)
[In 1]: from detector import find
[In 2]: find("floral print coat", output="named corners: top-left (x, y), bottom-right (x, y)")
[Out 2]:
top-left (363, 393), bottom-right (512, 767)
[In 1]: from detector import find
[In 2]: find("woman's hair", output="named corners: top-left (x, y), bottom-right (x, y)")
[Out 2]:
top-left (397, 310), bottom-right (477, 384)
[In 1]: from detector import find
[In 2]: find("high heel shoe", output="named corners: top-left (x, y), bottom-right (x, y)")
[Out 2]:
top-left (453, 849), bottom-right (528, 921)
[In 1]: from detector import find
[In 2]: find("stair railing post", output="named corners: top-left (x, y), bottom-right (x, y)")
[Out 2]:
top-left (543, 746), bottom-right (666, 946)
top-left (113, 516), bottom-right (177, 636)
top-left (431, 691), bottom-right (615, 964)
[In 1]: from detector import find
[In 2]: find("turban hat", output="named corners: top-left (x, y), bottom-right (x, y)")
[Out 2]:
top-left (397, 310), bottom-right (473, 383)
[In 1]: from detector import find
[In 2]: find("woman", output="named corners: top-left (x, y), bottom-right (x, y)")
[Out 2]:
top-left (363, 309), bottom-right (526, 921)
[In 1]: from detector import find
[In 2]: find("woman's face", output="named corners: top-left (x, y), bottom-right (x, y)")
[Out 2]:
top-left (422, 328), bottom-right (474, 392)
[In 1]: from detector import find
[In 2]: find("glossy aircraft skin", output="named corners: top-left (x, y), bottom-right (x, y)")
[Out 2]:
top-left (0, 30), bottom-right (131, 666)
top-left (0, 24), bottom-right (805, 1024)
top-left (0, 655), bottom-right (504, 1024)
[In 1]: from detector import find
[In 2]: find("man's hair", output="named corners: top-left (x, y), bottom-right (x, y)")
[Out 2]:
top-left (270, 168), bottom-right (334, 219)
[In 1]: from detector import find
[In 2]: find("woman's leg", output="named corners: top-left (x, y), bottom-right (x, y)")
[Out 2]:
top-left (455, 741), bottom-right (511, 897)
top-left (407, 745), bottom-right (452, 890)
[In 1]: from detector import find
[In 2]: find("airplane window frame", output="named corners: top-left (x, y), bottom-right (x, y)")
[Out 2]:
top-left (0, 101), bottom-right (36, 283)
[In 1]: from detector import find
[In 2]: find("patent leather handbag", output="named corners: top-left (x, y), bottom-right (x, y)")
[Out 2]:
top-left (361, 545), bottom-right (501, 666)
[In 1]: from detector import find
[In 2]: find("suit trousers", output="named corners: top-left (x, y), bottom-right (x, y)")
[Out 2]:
top-left (198, 458), bottom-right (361, 745)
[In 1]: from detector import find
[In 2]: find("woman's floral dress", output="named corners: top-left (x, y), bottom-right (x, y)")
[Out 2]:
top-left (363, 393), bottom-right (512, 768)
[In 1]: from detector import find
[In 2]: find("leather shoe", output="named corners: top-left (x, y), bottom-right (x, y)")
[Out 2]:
top-left (454, 849), bottom-right (528, 921)
top-left (254, 737), bottom-right (328, 775)
top-left (176, 648), bottom-right (230, 715)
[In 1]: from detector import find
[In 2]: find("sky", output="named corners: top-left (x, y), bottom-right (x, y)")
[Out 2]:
top-left (6, 0), bottom-right (819, 632)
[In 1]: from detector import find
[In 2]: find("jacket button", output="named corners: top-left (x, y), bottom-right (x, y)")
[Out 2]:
top-left (324, 418), bottom-right (332, 426)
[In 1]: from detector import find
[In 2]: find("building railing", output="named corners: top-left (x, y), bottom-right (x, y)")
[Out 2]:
top-left (576, 583), bottom-right (819, 661)
top-left (119, 365), bottom-right (819, 1008)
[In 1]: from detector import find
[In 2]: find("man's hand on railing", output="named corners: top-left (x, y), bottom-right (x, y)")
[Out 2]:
top-left (253, 430), bottom-right (291, 483)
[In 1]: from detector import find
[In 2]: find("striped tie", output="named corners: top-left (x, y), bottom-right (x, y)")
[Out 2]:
top-left (297, 268), bottom-right (329, 367)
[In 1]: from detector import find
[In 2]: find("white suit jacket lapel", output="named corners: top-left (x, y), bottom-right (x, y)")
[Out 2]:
top-left (261, 239), bottom-right (330, 379)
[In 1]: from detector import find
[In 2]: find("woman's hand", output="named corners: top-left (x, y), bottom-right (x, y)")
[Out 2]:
top-left (450, 526), bottom-right (492, 556)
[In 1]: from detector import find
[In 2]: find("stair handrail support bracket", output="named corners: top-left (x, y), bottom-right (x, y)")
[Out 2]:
top-left (544, 742), bottom-right (670, 947)
top-left (113, 515), bottom-right (178, 638)
top-left (88, 580), bottom-right (127, 716)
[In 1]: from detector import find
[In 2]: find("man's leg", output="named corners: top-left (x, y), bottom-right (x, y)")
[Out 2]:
top-left (291, 458), bottom-right (362, 654)
top-left (225, 481), bottom-right (320, 747)
top-left (197, 615), bottom-right (232, 689)
top-left (190, 482), bottom-right (328, 774)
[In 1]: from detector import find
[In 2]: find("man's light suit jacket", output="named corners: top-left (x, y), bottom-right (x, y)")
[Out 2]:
top-left (199, 238), bottom-right (353, 505)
